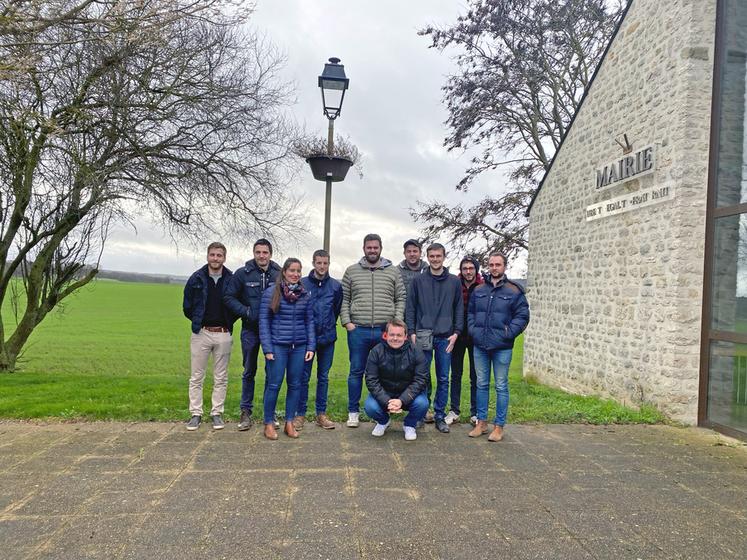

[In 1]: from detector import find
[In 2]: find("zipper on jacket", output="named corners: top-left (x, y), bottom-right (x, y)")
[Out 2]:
top-left (370, 269), bottom-right (375, 327)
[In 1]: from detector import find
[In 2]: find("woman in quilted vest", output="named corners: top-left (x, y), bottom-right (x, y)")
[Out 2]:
top-left (259, 258), bottom-right (316, 440)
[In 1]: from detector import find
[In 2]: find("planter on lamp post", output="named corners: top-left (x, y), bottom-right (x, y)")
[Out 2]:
top-left (306, 155), bottom-right (354, 182)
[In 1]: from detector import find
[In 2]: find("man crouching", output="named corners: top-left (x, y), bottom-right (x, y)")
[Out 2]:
top-left (364, 319), bottom-right (428, 441)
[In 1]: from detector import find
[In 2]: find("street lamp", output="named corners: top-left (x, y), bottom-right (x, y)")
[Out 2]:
top-left (317, 57), bottom-right (350, 252)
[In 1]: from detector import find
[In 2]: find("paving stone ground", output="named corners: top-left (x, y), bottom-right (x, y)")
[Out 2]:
top-left (1, 421), bottom-right (746, 560)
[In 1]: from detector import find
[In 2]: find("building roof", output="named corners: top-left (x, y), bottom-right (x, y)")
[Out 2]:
top-left (525, 0), bottom-right (634, 217)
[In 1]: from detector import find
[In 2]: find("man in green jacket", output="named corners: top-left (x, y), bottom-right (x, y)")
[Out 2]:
top-left (341, 233), bottom-right (406, 427)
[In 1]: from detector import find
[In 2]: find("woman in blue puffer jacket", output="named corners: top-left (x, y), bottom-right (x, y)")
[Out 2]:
top-left (259, 258), bottom-right (316, 440)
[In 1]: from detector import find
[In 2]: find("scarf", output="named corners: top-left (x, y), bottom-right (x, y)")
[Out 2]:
top-left (281, 281), bottom-right (306, 303)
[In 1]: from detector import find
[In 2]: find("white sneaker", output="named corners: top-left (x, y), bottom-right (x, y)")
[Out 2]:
top-left (404, 426), bottom-right (417, 441)
top-left (346, 412), bottom-right (360, 428)
top-left (444, 411), bottom-right (459, 425)
top-left (470, 415), bottom-right (477, 426)
top-left (371, 420), bottom-right (391, 437)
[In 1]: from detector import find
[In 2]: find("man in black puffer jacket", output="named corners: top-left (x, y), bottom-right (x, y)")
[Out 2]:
top-left (364, 319), bottom-right (429, 441)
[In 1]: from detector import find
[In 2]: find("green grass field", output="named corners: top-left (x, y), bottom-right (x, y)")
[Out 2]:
top-left (0, 280), bottom-right (663, 424)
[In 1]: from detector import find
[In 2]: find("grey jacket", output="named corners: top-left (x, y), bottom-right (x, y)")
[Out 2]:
top-left (341, 257), bottom-right (406, 327)
top-left (398, 259), bottom-right (428, 297)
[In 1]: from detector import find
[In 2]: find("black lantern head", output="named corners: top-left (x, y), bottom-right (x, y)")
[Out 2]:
top-left (318, 57), bottom-right (349, 120)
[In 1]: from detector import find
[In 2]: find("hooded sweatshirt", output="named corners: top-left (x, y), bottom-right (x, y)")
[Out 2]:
top-left (405, 267), bottom-right (463, 338)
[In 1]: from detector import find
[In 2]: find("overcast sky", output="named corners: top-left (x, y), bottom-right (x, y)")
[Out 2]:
top-left (101, 0), bottom-right (515, 279)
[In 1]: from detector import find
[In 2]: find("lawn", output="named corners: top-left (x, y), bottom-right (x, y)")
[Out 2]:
top-left (0, 280), bottom-right (663, 424)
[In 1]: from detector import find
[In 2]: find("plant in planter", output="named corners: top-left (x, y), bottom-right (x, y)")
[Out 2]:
top-left (294, 134), bottom-right (362, 182)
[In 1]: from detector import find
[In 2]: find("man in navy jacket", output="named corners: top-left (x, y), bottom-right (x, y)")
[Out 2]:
top-left (467, 252), bottom-right (529, 442)
top-left (223, 239), bottom-right (281, 430)
top-left (182, 242), bottom-right (234, 431)
top-left (296, 249), bottom-right (342, 430)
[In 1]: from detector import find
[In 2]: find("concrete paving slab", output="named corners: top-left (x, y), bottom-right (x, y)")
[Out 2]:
top-left (0, 421), bottom-right (745, 559)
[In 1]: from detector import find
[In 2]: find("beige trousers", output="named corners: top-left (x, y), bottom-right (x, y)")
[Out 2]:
top-left (189, 329), bottom-right (232, 416)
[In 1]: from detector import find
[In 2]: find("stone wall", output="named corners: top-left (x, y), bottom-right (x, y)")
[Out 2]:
top-left (524, 0), bottom-right (717, 423)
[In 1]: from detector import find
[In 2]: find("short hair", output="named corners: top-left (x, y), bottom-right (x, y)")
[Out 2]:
top-left (426, 242), bottom-right (446, 256)
top-left (403, 239), bottom-right (421, 250)
top-left (253, 238), bottom-right (273, 254)
top-left (207, 242), bottom-right (226, 255)
top-left (488, 251), bottom-right (507, 266)
top-left (386, 318), bottom-right (407, 333)
top-left (363, 233), bottom-right (382, 246)
top-left (312, 249), bottom-right (330, 262)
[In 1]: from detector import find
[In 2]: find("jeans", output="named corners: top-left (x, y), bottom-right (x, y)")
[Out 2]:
top-left (473, 347), bottom-right (512, 426)
top-left (364, 393), bottom-right (429, 428)
top-left (422, 336), bottom-right (451, 420)
top-left (263, 344), bottom-right (305, 424)
top-left (450, 338), bottom-right (476, 416)
top-left (297, 341), bottom-right (335, 416)
top-left (347, 326), bottom-right (383, 413)
top-left (239, 328), bottom-right (262, 413)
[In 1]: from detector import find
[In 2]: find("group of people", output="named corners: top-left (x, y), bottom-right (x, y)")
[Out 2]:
top-left (182, 234), bottom-right (530, 442)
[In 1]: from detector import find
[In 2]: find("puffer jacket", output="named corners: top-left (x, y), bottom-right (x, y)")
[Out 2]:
top-left (458, 273), bottom-right (483, 341)
top-left (341, 257), bottom-right (406, 327)
top-left (182, 265), bottom-right (234, 334)
top-left (259, 284), bottom-right (316, 354)
top-left (398, 259), bottom-right (428, 297)
top-left (365, 340), bottom-right (428, 408)
top-left (223, 259), bottom-right (281, 331)
top-left (468, 276), bottom-right (530, 351)
top-left (301, 271), bottom-right (342, 346)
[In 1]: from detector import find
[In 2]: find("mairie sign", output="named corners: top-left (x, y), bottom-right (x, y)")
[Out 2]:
top-left (586, 183), bottom-right (675, 222)
top-left (595, 145), bottom-right (655, 191)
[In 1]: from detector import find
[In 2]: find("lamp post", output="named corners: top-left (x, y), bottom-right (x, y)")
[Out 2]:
top-left (317, 57), bottom-right (349, 252)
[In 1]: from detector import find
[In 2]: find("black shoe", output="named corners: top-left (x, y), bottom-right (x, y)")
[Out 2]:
top-left (416, 420), bottom-right (424, 429)
top-left (237, 409), bottom-right (252, 431)
top-left (435, 419), bottom-right (450, 433)
top-left (186, 415), bottom-right (201, 431)
top-left (211, 414), bottom-right (225, 430)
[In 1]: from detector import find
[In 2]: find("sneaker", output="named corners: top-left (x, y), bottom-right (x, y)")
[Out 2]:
top-left (211, 415), bottom-right (225, 430)
top-left (444, 411), bottom-right (459, 425)
top-left (424, 410), bottom-right (435, 424)
top-left (404, 426), bottom-right (417, 441)
top-left (237, 410), bottom-right (251, 431)
top-left (470, 415), bottom-right (477, 426)
top-left (186, 415), bottom-right (201, 431)
top-left (435, 418), bottom-right (450, 433)
top-left (346, 412), bottom-right (360, 428)
top-left (371, 420), bottom-right (391, 437)
top-left (273, 413), bottom-right (281, 428)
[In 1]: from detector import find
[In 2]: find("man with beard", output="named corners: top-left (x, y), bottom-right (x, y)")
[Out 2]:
top-left (224, 238), bottom-right (281, 431)
top-left (398, 239), bottom-right (428, 297)
top-left (341, 233), bottom-right (406, 427)
top-left (183, 242), bottom-right (234, 431)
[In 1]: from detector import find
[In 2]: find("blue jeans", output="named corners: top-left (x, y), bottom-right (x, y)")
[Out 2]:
top-left (450, 338), bottom-right (476, 416)
top-left (240, 329), bottom-right (262, 413)
top-left (364, 393), bottom-right (429, 428)
top-left (347, 326), bottom-right (383, 413)
top-left (473, 347), bottom-right (512, 426)
top-left (297, 341), bottom-right (335, 416)
top-left (423, 336), bottom-right (451, 420)
top-left (263, 344), bottom-right (305, 424)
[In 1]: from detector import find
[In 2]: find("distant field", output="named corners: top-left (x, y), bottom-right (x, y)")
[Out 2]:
top-left (0, 280), bottom-right (663, 424)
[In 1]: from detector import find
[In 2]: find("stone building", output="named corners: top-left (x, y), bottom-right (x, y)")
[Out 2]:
top-left (524, 0), bottom-right (747, 439)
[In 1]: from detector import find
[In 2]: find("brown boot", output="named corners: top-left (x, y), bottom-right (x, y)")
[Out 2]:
top-left (264, 423), bottom-right (278, 440)
top-left (284, 421), bottom-right (299, 439)
top-left (468, 420), bottom-right (488, 438)
top-left (488, 425), bottom-right (504, 442)
top-left (292, 415), bottom-right (305, 430)
top-left (316, 413), bottom-right (335, 429)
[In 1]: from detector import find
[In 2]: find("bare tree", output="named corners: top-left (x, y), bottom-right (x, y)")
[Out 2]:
top-left (0, 0), bottom-right (300, 371)
top-left (413, 0), bottom-right (624, 263)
